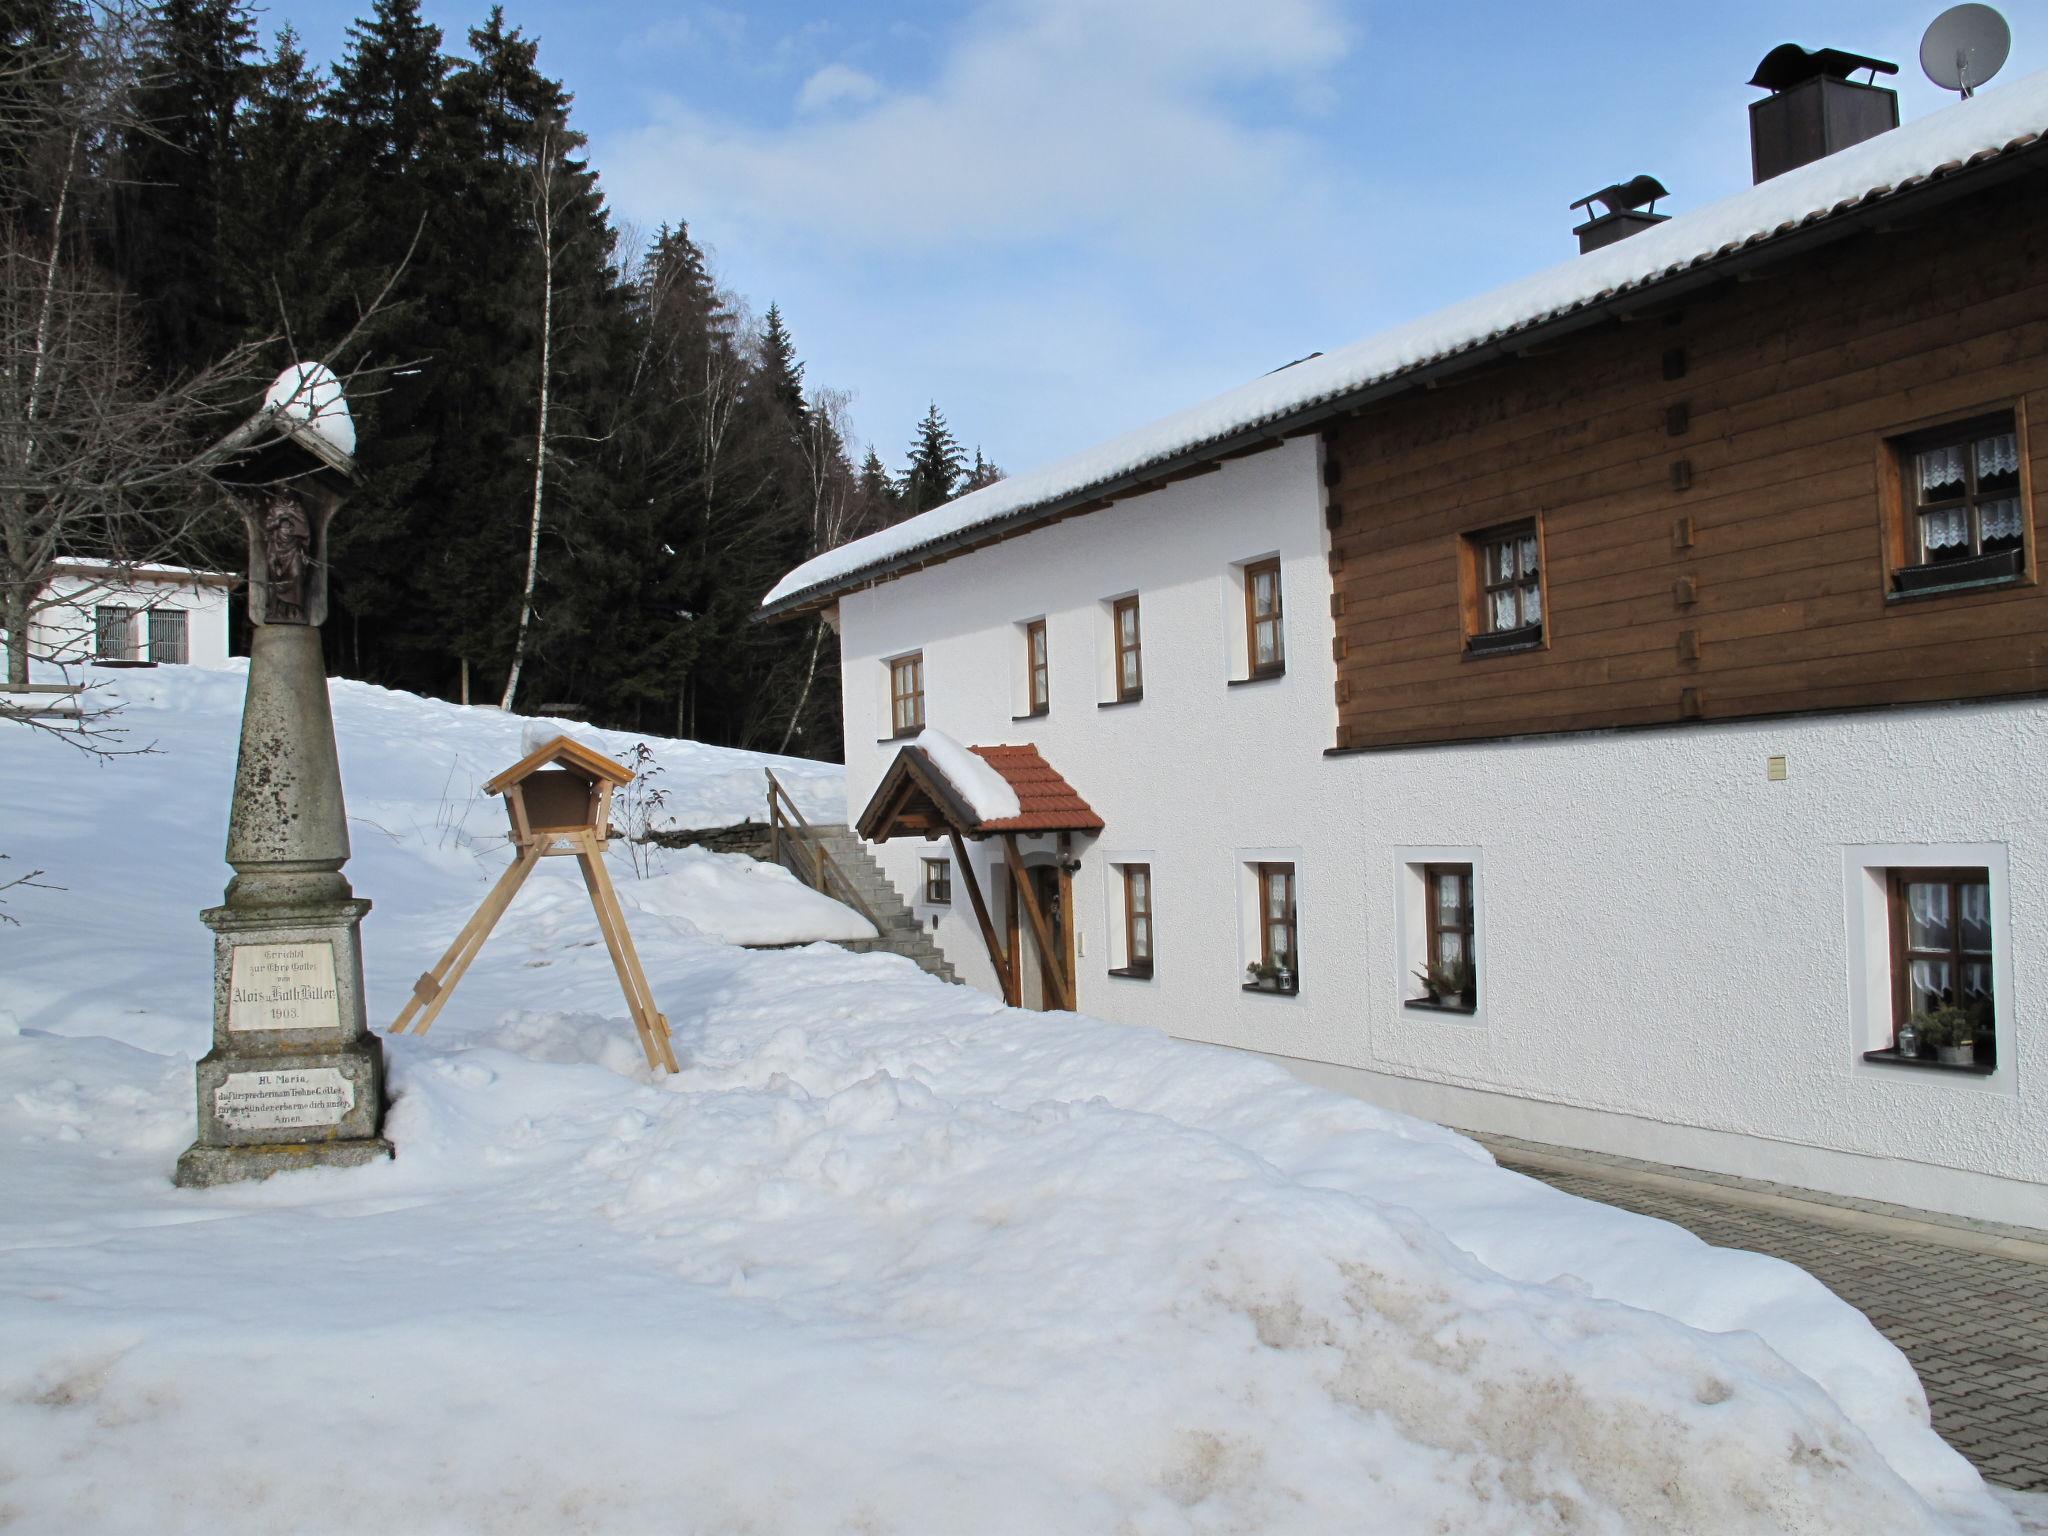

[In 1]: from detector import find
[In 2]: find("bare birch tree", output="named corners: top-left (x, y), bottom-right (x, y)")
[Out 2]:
top-left (499, 121), bottom-right (565, 713)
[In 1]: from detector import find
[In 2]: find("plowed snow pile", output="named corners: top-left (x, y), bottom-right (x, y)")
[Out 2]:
top-left (0, 667), bottom-right (2017, 1534)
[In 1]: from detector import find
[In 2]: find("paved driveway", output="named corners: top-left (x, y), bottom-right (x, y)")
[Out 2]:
top-left (1491, 1152), bottom-right (2048, 1493)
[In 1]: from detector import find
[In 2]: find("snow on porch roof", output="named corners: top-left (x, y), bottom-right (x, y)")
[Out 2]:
top-left (859, 741), bottom-right (1104, 841)
top-left (762, 72), bottom-right (2048, 618)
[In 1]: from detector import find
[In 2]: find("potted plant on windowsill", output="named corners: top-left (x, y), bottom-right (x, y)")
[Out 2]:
top-left (1412, 960), bottom-right (1475, 1009)
top-left (1246, 960), bottom-right (1285, 992)
top-left (1913, 1005), bottom-right (1975, 1066)
top-left (1274, 952), bottom-right (1295, 993)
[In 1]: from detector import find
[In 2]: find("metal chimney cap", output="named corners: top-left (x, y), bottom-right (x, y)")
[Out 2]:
top-left (1569, 175), bottom-right (1670, 217)
top-left (1749, 44), bottom-right (1899, 91)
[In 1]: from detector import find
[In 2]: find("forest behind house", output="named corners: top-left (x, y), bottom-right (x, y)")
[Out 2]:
top-left (1, 0), bottom-right (1002, 759)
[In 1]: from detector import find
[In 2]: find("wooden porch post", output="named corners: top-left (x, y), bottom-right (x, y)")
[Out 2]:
top-left (1001, 834), bottom-right (1074, 1011)
top-left (948, 828), bottom-right (1016, 1007)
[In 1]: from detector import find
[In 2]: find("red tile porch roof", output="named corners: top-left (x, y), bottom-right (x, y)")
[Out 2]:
top-left (967, 744), bottom-right (1104, 833)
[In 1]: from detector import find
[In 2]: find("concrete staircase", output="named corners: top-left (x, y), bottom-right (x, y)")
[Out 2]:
top-left (783, 824), bottom-right (960, 984)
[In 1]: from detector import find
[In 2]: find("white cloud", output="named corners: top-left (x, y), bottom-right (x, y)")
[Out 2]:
top-left (610, 0), bottom-right (1356, 255)
top-left (796, 63), bottom-right (883, 115)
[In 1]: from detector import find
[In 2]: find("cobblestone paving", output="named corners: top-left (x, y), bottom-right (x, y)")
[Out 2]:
top-left (1503, 1162), bottom-right (2048, 1492)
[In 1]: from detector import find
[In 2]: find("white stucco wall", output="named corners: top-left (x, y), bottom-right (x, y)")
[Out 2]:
top-left (836, 438), bottom-right (2047, 1226)
top-left (25, 567), bottom-right (232, 679)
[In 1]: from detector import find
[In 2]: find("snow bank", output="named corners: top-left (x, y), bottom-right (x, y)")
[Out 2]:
top-left (0, 669), bottom-right (2018, 1535)
top-left (628, 846), bottom-right (876, 945)
top-left (915, 724), bottom-right (1021, 822)
top-left (767, 73), bottom-right (2048, 609)
top-left (263, 360), bottom-right (357, 457)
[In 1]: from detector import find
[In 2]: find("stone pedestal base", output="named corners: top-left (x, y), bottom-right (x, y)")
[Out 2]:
top-left (176, 1135), bottom-right (394, 1187)
top-left (174, 895), bottom-right (391, 1189)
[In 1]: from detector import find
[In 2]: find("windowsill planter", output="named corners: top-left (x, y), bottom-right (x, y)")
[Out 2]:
top-left (1464, 625), bottom-right (1543, 658)
top-left (1404, 997), bottom-right (1477, 1015)
top-left (1861, 1047), bottom-right (1996, 1077)
top-left (1889, 547), bottom-right (2025, 599)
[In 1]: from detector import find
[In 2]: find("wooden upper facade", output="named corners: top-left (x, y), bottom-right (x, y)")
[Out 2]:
top-left (1326, 173), bottom-right (2048, 750)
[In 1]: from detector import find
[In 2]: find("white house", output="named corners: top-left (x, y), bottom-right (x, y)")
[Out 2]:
top-left (764, 64), bottom-right (2048, 1225)
top-left (23, 560), bottom-right (234, 678)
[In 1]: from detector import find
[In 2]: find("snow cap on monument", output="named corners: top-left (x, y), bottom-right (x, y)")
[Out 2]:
top-left (264, 361), bottom-right (356, 457)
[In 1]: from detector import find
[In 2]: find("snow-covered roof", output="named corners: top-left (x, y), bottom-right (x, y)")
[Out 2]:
top-left (764, 71), bottom-right (2048, 616)
top-left (48, 559), bottom-right (236, 588)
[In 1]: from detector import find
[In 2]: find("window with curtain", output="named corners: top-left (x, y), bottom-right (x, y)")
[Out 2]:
top-left (94, 606), bottom-right (138, 661)
top-left (148, 608), bottom-right (189, 664)
top-left (1888, 867), bottom-right (1995, 1068)
top-left (1894, 412), bottom-right (2027, 592)
top-left (1419, 863), bottom-right (1477, 1008)
top-left (1120, 863), bottom-right (1152, 976)
top-left (1466, 522), bottom-right (1543, 653)
top-left (1247, 862), bottom-right (1297, 991)
top-left (1244, 560), bottom-right (1283, 678)
top-left (1025, 620), bottom-right (1048, 715)
top-left (889, 652), bottom-right (924, 737)
top-left (1113, 596), bottom-right (1142, 701)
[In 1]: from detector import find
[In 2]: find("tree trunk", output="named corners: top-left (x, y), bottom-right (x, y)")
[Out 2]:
top-left (3, 584), bottom-right (30, 686)
top-left (501, 135), bottom-right (559, 714)
top-left (778, 617), bottom-right (826, 755)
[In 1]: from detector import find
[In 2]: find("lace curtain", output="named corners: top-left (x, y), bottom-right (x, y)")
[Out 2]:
top-left (1981, 498), bottom-right (2024, 543)
top-left (1919, 445), bottom-right (1966, 496)
top-left (1976, 432), bottom-right (2020, 480)
top-left (1921, 508), bottom-right (1970, 551)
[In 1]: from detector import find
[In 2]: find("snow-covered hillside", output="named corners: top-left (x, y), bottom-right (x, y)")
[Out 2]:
top-left (0, 668), bottom-right (2020, 1534)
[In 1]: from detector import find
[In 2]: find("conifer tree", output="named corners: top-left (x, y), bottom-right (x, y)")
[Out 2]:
top-left (962, 446), bottom-right (1002, 492)
top-left (115, 0), bottom-right (259, 377)
top-left (901, 401), bottom-right (963, 514)
top-left (757, 302), bottom-right (805, 422)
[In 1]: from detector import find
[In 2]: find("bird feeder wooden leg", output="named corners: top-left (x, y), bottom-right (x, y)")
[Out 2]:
top-left (391, 837), bottom-right (551, 1037)
top-left (573, 833), bottom-right (678, 1073)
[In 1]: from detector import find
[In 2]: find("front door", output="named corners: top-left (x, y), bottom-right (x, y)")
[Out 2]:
top-left (1008, 864), bottom-right (1068, 1011)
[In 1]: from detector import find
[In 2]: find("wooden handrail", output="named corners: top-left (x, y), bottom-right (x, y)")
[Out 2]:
top-left (764, 768), bottom-right (886, 934)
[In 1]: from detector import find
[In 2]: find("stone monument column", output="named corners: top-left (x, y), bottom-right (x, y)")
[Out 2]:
top-left (176, 396), bottom-right (391, 1186)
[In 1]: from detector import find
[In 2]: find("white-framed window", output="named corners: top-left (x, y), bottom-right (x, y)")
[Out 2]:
top-left (1844, 844), bottom-right (2012, 1089)
top-left (1396, 847), bottom-right (1484, 1019)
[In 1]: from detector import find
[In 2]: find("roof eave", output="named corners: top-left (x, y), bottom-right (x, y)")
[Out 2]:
top-left (757, 135), bottom-right (2048, 623)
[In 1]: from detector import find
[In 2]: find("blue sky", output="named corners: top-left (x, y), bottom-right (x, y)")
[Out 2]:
top-left (268, 0), bottom-right (2047, 475)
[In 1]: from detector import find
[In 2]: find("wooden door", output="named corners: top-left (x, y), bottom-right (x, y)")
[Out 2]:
top-left (1030, 865), bottom-right (1064, 1012)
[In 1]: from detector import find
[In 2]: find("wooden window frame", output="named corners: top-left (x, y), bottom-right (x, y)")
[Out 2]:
top-left (1419, 862), bottom-right (1477, 1010)
top-left (888, 651), bottom-right (924, 738)
top-left (923, 857), bottom-right (951, 906)
top-left (1246, 861), bottom-right (1298, 993)
top-left (1459, 518), bottom-right (1548, 657)
top-left (1112, 596), bottom-right (1143, 702)
top-left (1243, 558), bottom-right (1284, 679)
top-left (1025, 619), bottom-right (1049, 716)
top-left (1884, 866), bottom-right (1996, 1067)
top-left (1118, 863), bottom-right (1153, 977)
top-left (1879, 404), bottom-right (2034, 599)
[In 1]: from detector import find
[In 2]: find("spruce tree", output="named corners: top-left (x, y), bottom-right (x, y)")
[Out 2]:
top-left (757, 302), bottom-right (805, 422)
top-left (115, 0), bottom-right (260, 377)
top-left (901, 401), bottom-right (964, 515)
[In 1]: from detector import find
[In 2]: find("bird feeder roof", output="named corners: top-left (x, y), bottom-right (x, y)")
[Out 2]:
top-left (483, 735), bottom-right (635, 795)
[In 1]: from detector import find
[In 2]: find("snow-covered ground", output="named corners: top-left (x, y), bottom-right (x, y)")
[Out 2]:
top-left (0, 667), bottom-right (2027, 1534)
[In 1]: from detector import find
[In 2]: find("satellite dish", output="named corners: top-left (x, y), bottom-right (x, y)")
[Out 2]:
top-left (1920, 3), bottom-right (2011, 97)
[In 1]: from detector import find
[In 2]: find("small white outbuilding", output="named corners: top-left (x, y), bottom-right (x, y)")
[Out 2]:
top-left (26, 560), bottom-right (234, 677)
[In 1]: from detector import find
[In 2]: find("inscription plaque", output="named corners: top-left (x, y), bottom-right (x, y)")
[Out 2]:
top-left (214, 1068), bottom-right (354, 1132)
top-left (229, 941), bottom-right (341, 1032)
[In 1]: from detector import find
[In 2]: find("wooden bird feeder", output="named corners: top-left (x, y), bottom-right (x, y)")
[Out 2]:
top-left (389, 735), bottom-right (679, 1072)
